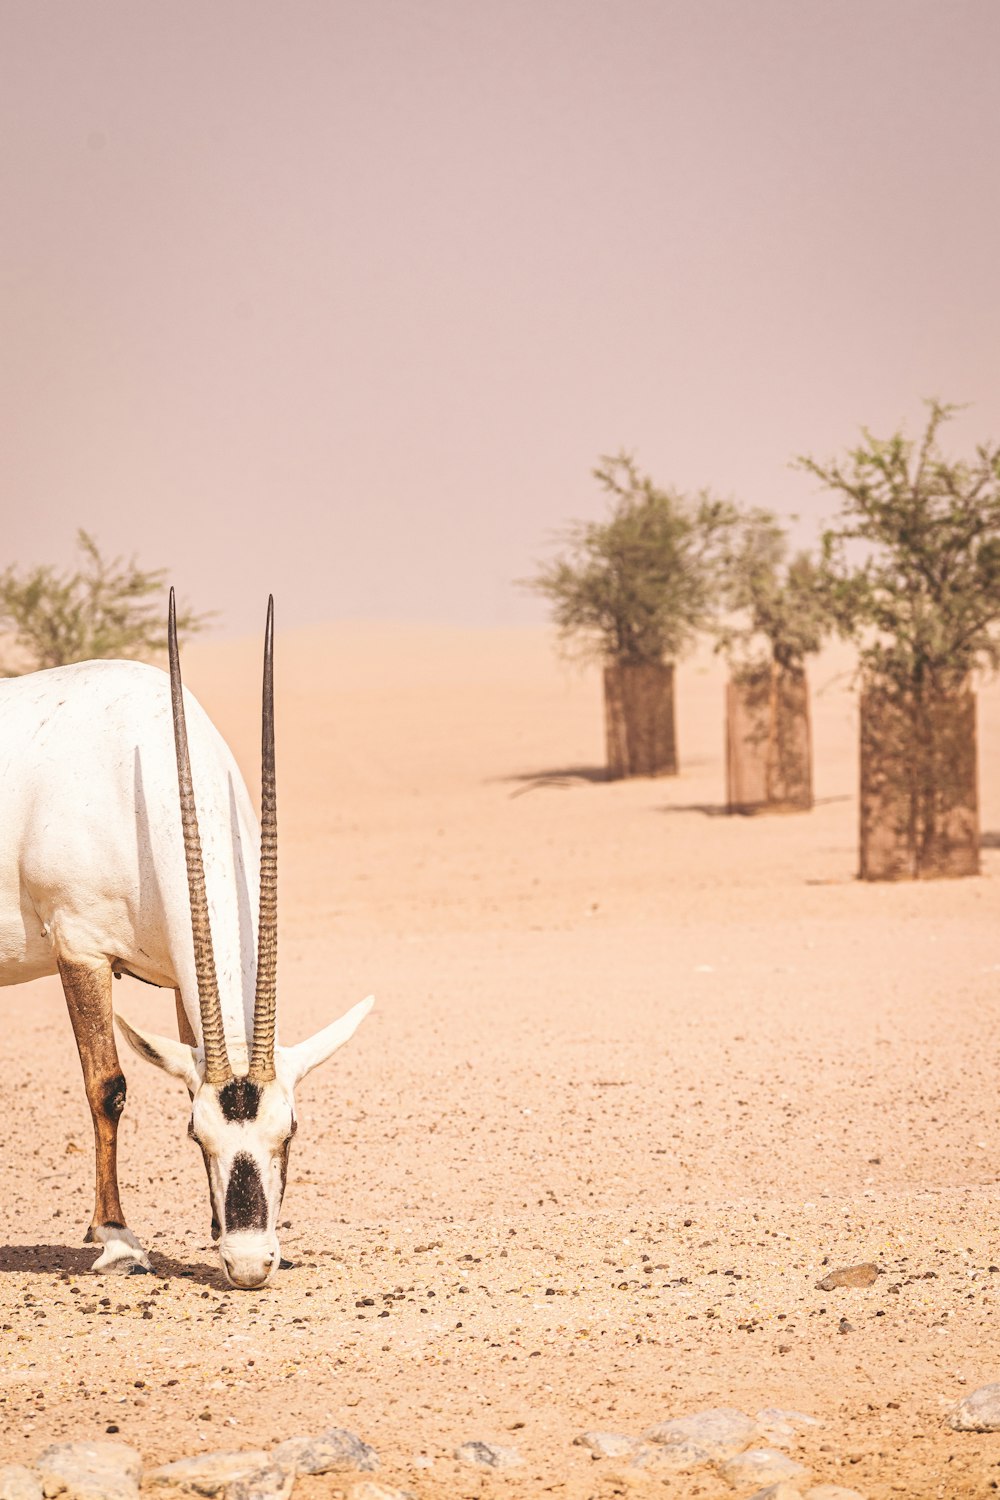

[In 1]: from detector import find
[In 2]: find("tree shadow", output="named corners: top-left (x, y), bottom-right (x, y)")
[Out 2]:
top-left (0, 1241), bottom-right (225, 1286)
top-left (980, 831), bottom-right (1000, 849)
top-left (656, 801), bottom-right (731, 818)
top-left (503, 766), bottom-right (611, 797)
top-left (656, 793), bottom-right (852, 819)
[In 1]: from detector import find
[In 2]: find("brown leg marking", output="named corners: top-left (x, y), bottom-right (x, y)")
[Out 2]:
top-left (59, 957), bottom-right (129, 1234)
top-left (176, 988), bottom-right (220, 1241)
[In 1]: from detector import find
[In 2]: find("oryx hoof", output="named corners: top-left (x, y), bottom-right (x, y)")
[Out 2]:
top-left (85, 1223), bottom-right (153, 1275)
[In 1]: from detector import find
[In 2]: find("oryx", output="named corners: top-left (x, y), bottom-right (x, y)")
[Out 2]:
top-left (0, 593), bottom-right (372, 1288)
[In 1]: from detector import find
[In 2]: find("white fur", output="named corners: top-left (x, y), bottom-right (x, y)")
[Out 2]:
top-left (0, 659), bottom-right (374, 1287)
top-left (89, 1224), bottom-right (152, 1274)
top-left (281, 995), bottom-right (375, 1084)
top-left (0, 659), bottom-right (259, 1032)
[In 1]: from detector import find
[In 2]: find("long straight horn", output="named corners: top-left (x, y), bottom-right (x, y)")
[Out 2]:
top-left (249, 595), bottom-right (277, 1084)
top-left (168, 588), bottom-right (232, 1086)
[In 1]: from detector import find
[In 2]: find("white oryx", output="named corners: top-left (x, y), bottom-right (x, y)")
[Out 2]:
top-left (0, 594), bottom-right (372, 1288)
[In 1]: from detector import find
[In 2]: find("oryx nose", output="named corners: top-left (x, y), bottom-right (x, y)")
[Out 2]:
top-left (221, 1246), bottom-right (278, 1290)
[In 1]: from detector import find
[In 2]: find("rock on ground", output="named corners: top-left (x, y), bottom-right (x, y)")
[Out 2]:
top-left (0, 1467), bottom-right (43, 1500)
top-left (948, 1382), bottom-right (1000, 1432)
top-left (636, 1442), bottom-right (712, 1472)
top-left (222, 1465), bottom-right (295, 1500)
top-left (747, 1485), bottom-right (804, 1500)
top-left (607, 1442), bottom-right (712, 1479)
top-left (803, 1487), bottom-right (868, 1499)
top-left (38, 1442), bottom-right (141, 1500)
top-left (718, 1449), bottom-right (810, 1487)
top-left (748, 1478), bottom-right (867, 1499)
top-left (454, 1442), bottom-right (523, 1469)
top-left (145, 1453), bottom-right (272, 1496)
top-left (644, 1407), bottom-right (758, 1460)
top-left (573, 1432), bottom-right (642, 1458)
top-left (756, 1409), bottom-right (822, 1446)
top-left (814, 1263), bottom-right (880, 1291)
top-left (273, 1430), bottom-right (379, 1475)
top-left (349, 1485), bottom-right (410, 1500)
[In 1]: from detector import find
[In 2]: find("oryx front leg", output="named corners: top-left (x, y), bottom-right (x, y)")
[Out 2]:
top-left (59, 958), bottom-right (151, 1274)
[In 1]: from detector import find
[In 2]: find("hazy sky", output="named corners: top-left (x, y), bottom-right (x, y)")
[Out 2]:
top-left (3, 0), bottom-right (999, 634)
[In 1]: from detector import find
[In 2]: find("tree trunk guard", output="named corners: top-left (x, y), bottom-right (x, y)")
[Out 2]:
top-left (604, 662), bottom-right (678, 779)
top-left (726, 664), bottom-right (813, 815)
top-left (859, 681), bottom-right (979, 880)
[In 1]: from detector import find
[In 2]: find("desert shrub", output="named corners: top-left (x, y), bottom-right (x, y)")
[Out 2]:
top-left (0, 530), bottom-right (211, 675)
top-left (800, 400), bottom-right (1000, 877)
top-left (715, 509), bottom-right (828, 677)
top-left (524, 452), bottom-right (738, 666)
top-left (801, 401), bottom-right (1000, 695)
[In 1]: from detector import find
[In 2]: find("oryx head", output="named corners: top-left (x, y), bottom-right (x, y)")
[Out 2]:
top-left (117, 592), bottom-right (372, 1289)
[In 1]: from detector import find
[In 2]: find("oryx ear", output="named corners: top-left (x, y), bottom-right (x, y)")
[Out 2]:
top-left (281, 995), bottom-right (374, 1085)
top-left (115, 1013), bottom-right (202, 1093)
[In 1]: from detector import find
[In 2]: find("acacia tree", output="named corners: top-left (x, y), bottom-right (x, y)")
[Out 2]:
top-left (525, 452), bottom-right (738, 776)
top-left (800, 400), bottom-right (1000, 877)
top-left (716, 509), bottom-right (827, 675)
top-left (0, 530), bottom-right (211, 675)
top-left (716, 511), bottom-right (828, 814)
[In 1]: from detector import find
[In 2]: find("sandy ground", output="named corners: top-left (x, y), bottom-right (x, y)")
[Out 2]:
top-left (4, 625), bottom-right (1000, 1499)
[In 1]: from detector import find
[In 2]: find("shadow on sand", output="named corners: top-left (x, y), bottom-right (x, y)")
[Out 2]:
top-left (656, 801), bottom-right (730, 818)
top-left (656, 793), bottom-right (853, 819)
top-left (501, 754), bottom-right (723, 798)
top-left (0, 1241), bottom-right (225, 1286)
top-left (503, 765), bottom-right (610, 797)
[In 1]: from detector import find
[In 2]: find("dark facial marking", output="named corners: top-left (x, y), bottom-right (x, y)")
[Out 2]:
top-left (225, 1152), bottom-right (268, 1232)
top-left (101, 1074), bottom-right (127, 1122)
top-left (218, 1078), bottom-right (263, 1122)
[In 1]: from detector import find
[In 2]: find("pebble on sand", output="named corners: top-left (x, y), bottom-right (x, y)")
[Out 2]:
top-left (718, 1449), bottom-right (810, 1488)
top-left (644, 1407), bottom-right (758, 1460)
top-left (273, 1430), bottom-right (379, 1475)
top-left (0, 1466), bottom-right (43, 1500)
top-left (454, 1442), bottom-right (523, 1469)
top-left (572, 1433), bottom-right (642, 1459)
top-left (948, 1382), bottom-right (1000, 1432)
top-left (814, 1263), bottom-right (880, 1291)
top-left (38, 1441), bottom-right (142, 1500)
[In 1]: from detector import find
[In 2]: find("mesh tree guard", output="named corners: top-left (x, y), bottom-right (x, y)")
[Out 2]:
top-left (603, 662), bottom-right (678, 778)
top-left (859, 681), bottom-right (979, 880)
top-left (726, 663), bottom-right (813, 815)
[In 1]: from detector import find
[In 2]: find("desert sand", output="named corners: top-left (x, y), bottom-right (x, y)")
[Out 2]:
top-left (3, 624), bottom-right (1000, 1499)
